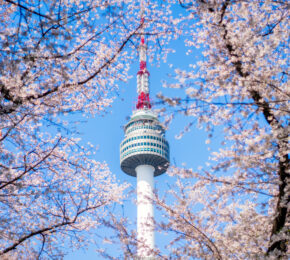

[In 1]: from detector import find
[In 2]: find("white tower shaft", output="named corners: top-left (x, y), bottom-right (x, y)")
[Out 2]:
top-left (136, 164), bottom-right (155, 258)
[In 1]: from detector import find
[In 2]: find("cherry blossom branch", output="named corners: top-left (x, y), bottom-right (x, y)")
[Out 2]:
top-left (156, 97), bottom-right (289, 113)
top-left (0, 203), bottom-right (105, 255)
top-left (217, 1), bottom-right (289, 256)
top-left (4, 0), bottom-right (53, 20)
top-left (158, 201), bottom-right (222, 260)
top-left (0, 137), bottom-right (61, 190)
top-left (0, 21), bottom-right (142, 115)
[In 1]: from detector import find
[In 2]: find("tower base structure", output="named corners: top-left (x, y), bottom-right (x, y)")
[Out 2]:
top-left (136, 164), bottom-right (155, 258)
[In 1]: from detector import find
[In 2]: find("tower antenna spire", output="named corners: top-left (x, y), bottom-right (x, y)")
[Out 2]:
top-left (136, 3), bottom-right (151, 110)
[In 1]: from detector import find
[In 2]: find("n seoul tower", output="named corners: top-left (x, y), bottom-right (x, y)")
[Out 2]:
top-left (120, 10), bottom-right (170, 259)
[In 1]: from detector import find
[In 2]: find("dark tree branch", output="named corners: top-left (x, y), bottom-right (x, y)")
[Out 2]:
top-left (4, 0), bottom-right (53, 20)
top-left (159, 202), bottom-right (222, 260)
top-left (0, 203), bottom-right (105, 255)
top-left (36, 233), bottom-right (46, 260)
top-left (0, 137), bottom-right (61, 190)
top-left (0, 21), bottom-right (142, 115)
top-left (217, 2), bottom-right (289, 255)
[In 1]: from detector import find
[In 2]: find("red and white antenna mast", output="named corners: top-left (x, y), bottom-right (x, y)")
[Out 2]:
top-left (136, 9), bottom-right (151, 110)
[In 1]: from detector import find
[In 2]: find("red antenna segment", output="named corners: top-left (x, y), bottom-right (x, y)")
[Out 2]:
top-left (136, 17), bottom-right (151, 110)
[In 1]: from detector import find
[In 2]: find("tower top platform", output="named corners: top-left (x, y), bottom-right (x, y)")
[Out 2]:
top-left (120, 109), bottom-right (170, 177)
top-left (126, 109), bottom-right (157, 125)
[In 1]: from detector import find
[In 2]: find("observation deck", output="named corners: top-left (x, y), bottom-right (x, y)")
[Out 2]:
top-left (120, 109), bottom-right (170, 177)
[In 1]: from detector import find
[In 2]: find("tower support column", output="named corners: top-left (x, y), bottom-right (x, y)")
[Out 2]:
top-left (136, 164), bottom-right (155, 258)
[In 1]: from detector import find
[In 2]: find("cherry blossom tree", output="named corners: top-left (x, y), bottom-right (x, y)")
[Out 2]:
top-left (156, 0), bottom-right (289, 259)
top-left (0, 0), bottom-right (148, 258)
top-left (102, 0), bottom-right (288, 259)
